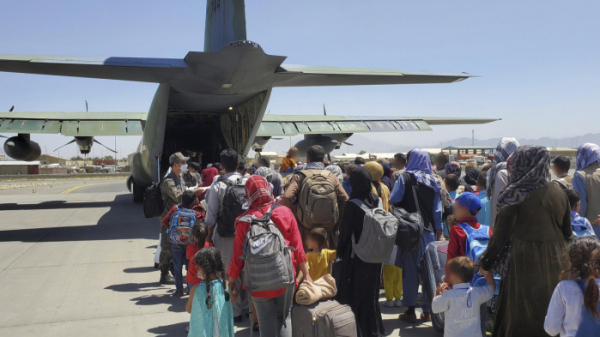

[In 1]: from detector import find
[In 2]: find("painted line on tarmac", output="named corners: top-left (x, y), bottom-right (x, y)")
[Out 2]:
top-left (60, 182), bottom-right (115, 194)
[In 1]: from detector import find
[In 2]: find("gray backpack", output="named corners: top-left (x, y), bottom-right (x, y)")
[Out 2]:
top-left (349, 198), bottom-right (399, 264)
top-left (238, 205), bottom-right (295, 293)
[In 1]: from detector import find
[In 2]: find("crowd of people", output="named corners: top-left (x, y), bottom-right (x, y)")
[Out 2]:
top-left (153, 139), bottom-right (600, 337)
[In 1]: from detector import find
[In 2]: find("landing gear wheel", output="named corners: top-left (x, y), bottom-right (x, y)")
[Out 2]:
top-left (132, 182), bottom-right (145, 203)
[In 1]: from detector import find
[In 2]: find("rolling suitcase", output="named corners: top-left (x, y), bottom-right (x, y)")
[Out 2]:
top-left (291, 299), bottom-right (357, 337)
top-left (420, 240), bottom-right (448, 333)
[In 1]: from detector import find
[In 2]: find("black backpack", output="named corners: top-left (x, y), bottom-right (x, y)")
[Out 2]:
top-left (216, 176), bottom-right (246, 237)
top-left (391, 184), bottom-right (424, 253)
top-left (143, 181), bottom-right (164, 219)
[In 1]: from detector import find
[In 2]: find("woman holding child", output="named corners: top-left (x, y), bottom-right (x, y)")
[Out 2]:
top-left (480, 146), bottom-right (573, 336)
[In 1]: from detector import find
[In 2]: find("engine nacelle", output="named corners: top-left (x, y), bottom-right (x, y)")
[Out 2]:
top-left (74, 137), bottom-right (94, 154)
top-left (4, 135), bottom-right (41, 161)
top-left (294, 135), bottom-right (339, 156)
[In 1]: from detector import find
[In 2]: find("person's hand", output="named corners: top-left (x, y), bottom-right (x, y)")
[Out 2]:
top-left (479, 267), bottom-right (490, 278)
top-left (593, 215), bottom-right (600, 225)
top-left (435, 282), bottom-right (449, 296)
top-left (304, 274), bottom-right (314, 284)
top-left (228, 278), bottom-right (239, 303)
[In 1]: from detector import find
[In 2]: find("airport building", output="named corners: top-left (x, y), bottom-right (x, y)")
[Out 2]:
top-left (0, 161), bottom-right (40, 175)
top-left (38, 154), bottom-right (68, 166)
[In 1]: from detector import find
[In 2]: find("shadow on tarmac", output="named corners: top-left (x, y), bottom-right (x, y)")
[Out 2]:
top-left (0, 194), bottom-right (157, 242)
top-left (147, 322), bottom-right (189, 336)
top-left (123, 266), bottom-right (156, 273)
top-left (0, 200), bottom-right (116, 211)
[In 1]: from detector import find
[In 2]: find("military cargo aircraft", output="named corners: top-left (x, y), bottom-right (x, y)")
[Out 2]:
top-left (0, 0), bottom-right (497, 202)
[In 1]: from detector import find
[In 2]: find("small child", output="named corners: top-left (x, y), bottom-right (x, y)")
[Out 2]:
top-left (447, 192), bottom-right (492, 335)
top-left (186, 247), bottom-right (234, 337)
top-left (475, 174), bottom-right (491, 227)
top-left (382, 245), bottom-right (403, 307)
top-left (162, 189), bottom-right (204, 297)
top-left (447, 193), bottom-right (492, 264)
top-left (544, 237), bottom-right (600, 336)
top-left (432, 257), bottom-right (495, 337)
top-left (445, 174), bottom-right (460, 200)
top-left (304, 228), bottom-right (337, 281)
top-left (186, 221), bottom-right (213, 288)
top-left (566, 189), bottom-right (597, 237)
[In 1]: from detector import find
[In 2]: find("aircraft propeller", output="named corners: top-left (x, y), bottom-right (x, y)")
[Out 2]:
top-left (93, 139), bottom-right (118, 153)
top-left (53, 139), bottom-right (77, 152)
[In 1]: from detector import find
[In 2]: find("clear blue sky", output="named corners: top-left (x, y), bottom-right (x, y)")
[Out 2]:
top-left (0, 0), bottom-right (599, 158)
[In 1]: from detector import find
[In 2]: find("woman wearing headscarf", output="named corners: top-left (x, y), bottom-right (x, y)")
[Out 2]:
top-left (480, 146), bottom-right (572, 337)
top-left (573, 143), bottom-right (600, 236)
top-left (325, 164), bottom-right (344, 182)
top-left (445, 161), bottom-right (462, 177)
top-left (461, 167), bottom-right (480, 193)
top-left (228, 175), bottom-right (311, 337)
top-left (390, 148), bottom-right (443, 323)
top-left (336, 166), bottom-right (386, 337)
top-left (364, 161), bottom-right (390, 212)
top-left (487, 137), bottom-right (520, 227)
top-left (380, 162), bottom-right (394, 191)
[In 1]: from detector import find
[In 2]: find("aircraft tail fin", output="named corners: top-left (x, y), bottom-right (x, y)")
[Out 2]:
top-left (204, 0), bottom-right (247, 52)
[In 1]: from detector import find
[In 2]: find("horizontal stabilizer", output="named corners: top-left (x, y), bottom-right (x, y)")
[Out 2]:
top-left (0, 55), bottom-right (187, 83)
top-left (273, 65), bottom-right (475, 87)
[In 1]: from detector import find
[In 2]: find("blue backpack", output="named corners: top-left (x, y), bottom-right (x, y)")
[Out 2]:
top-left (167, 206), bottom-right (197, 245)
top-left (459, 222), bottom-right (490, 263)
top-left (458, 222), bottom-right (498, 289)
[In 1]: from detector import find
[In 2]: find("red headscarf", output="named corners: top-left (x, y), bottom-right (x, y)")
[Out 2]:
top-left (245, 175), bottom-right (274, 209)
top-left (200, 167), bottom-right (218, 187)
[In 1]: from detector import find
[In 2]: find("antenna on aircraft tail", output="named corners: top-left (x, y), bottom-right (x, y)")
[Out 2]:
top-left (323, 104), bottom-right (326, 116)
top-left (8, 106), bottom-right (14, 112)
top-left (85, 100), bottom-right (89, 112)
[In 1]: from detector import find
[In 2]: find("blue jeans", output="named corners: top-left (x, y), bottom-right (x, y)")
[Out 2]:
top-left (171, 243), bottom-right (189, 291)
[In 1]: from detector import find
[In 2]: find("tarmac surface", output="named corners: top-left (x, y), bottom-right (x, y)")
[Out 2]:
top-left (0, 178), bottom-right (437, 336)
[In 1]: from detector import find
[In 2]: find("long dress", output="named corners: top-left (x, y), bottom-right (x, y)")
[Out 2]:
top-left (336, 200), bottom-right (385, 337)
top-left (481, 183), bottom-right (573, 336)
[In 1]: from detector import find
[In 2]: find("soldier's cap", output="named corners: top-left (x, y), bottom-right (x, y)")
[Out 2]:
top-left (169, 152), bottom-right (189, 165)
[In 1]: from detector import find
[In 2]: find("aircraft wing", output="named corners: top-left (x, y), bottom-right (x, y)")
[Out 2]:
top-left (0, 55), bottom-right (186, 82)
top-left (257, 115), bottom-right (499, 136)
top-left (273, 65), bottom-right (475, 87)
top-left (0, 112), bottom-right (147, 136)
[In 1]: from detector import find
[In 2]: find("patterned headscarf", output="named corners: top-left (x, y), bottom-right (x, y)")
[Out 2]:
top-left (406, 148), bottom-right (441, 193)
top-left (245, 175), bottom-right (273, 209)
top-left (325, 164), bottom-right (344, 182)
top-left (445, 161), bottom-right (462, 176)
top-left (487, 137), bottom-right (520, 199)
top-left (254, 166), bottom-right (273, 182)
top-left (576, 143), bottom-right (600, 171)
top-left (496, 146), bottom-right (550, 210)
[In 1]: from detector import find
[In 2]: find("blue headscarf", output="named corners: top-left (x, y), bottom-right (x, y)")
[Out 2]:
top-left (576, 143), bottom-right (600, 171)
top-left (406, 148), bottom-right (441, 192)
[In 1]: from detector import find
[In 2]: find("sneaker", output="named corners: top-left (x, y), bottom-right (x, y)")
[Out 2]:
top-left (172, 289), bottom-right (184, 297)
top-left (252, 323), bottom-right (259, 332)
top-left (159, 274), bottom-right (176, 285)
top-left (383, 301), bottom-right (395, 307)
top-left (394, 300), bottom-right (403, 307)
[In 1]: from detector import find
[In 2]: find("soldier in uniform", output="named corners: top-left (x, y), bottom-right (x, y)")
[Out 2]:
top-left (182, 161), bottom-right (201, 187)
top-left (158, 152), bottom-right (188, 284)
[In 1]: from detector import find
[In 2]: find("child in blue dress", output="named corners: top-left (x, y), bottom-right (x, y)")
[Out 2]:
top-left (185, 247), bottom-right (234, 337)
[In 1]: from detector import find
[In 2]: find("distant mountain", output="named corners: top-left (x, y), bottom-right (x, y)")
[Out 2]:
top-left (393, 133), bottom-right (600, 153)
